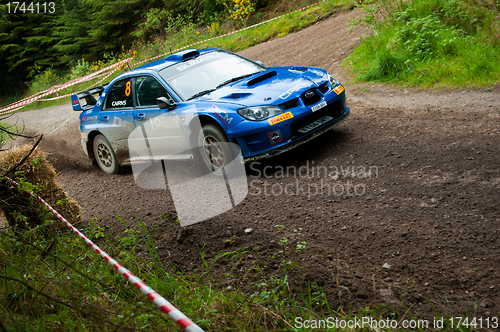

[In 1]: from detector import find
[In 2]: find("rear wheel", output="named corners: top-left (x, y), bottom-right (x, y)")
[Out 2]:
top-left (93, 134), bottom-right (119, 174)
top-left (197, 124), bottom-right (234, 176)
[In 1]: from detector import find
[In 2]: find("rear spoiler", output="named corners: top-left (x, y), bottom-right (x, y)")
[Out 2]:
top-left (71, 84), bottom-right (109, 111)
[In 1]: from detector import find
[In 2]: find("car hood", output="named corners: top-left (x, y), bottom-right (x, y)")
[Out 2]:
top-left (195, 66), bottom-right (328, 106)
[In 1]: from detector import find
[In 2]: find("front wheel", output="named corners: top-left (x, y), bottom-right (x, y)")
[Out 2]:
top-left (93, 134), bottom-right (119, 174)
top-left (197, 124), bottom-right (234, 176)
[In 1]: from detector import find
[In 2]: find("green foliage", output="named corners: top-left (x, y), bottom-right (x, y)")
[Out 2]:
top-left (0, 202), bottom-right (483, 330)
top-left (0, 2), bottom-right (61, 97)
top-left (69, 59), bottom-right (94, 80)
top-left (348, 0), bottom-right (500, 87)
top-left (2, 0), bottom-right (352, 106)
top-left (132, 8), bottom-right (171, 41)
top-left (14, 168), bottom-right (44, 195)
top-left (84, 0), bottom-right (144, 51)
top-left (0, 218), bottom-right (338, 331)
top-left (0, 121), bottom-right (15, 147)
top-left (228, 0), bottom-right (256, 23)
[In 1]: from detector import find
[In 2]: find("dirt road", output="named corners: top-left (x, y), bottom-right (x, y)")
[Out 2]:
top-left (6, 9), bottom-right (500, 320)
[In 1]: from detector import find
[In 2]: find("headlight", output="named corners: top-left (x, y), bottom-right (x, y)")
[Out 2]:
top-left (328, 74), bottom-right (339, 87)
top-left (237, 105), bottom-right (283, 121)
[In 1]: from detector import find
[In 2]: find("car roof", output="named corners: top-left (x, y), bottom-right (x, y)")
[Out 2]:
top-left (133, 48), bottom-right (220, 72)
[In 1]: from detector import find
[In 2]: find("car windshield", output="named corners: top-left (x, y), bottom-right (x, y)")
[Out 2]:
top-left (159, 51), bottom-right (266, 100)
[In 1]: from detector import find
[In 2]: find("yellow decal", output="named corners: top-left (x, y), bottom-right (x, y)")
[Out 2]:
top-left (81, 132), bottom-right (87, 139)
top-left (268, 111), bottom-right (294, 126)
top-left (334, 85), bottom-right (344, 95)
top-left (125, 81), bottom-right (131, 97)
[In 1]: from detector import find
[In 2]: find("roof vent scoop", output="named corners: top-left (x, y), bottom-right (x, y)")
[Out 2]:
top-left (165, 49), bottom-right (200, 61)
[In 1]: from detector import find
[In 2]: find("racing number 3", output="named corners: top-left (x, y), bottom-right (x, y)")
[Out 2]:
top-left (125, 81), bottom-right (131, 97)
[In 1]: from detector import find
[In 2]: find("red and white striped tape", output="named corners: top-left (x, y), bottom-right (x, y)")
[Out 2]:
top-left (0, 58), bottom-right (132, 115)
top-left (38, 68), bottom-right (120, 102)
top-left (3, 176), bottom-right (204, 332)
top-left (2, 87), bottom-right (54, 109)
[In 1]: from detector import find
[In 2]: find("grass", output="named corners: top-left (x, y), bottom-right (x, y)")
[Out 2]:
top-left (0, 217), bottom-right (337, 331)
top-left (0, 160), bottom-right (485, 331)
top-left (0, 215), bottom-right (483, 331)
top-left (2, 0), bottom-right (352, 113)
top-left (161, 0), bottom-right (353, 53)
top-left (0, 122), bottom-right (10, 145)
top-left (0, 121), bottom-right (19, 149)
top-left (346, 0), bottom-right (500, 88)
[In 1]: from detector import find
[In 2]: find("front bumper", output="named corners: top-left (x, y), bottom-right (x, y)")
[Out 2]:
top-left (243, 108), bottom-right (350, 163)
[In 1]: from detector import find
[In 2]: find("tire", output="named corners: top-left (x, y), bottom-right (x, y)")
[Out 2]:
top-left (197, 124), bottom-right (234, 176)
top-left (93, 134), bottom-right (119, 175)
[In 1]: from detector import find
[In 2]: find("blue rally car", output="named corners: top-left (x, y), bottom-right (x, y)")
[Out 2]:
top-left (72, 48), bottom-right (350, 175)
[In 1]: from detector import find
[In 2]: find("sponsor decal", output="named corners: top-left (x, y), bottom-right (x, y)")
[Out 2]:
top-left (73, 99), bottom-right (79, 105)
top-left (112, 116), bottom-right (134, 133)
top-left (176, 53), bottom-right (220, 72)
top-left (112, 100), bottom-right (127, 107)
top-left (81, 132), bottom-right (87, 139)
top-left (268, 130), bottom-right (282, 144)
top-left (164, 115), bottom-right (179, 126)
top-left (149, 115), bottom-right (179, 129)
top-left (82, 115), bottom-right (97, 122)
top-left (101, 92), bottom-right (105, 97)
top-left (334, 85), bottom-right (344, 95)
top-left (125, 81), bottom-right (131, 97)
top-left (153, 117), bottom-right (162, 128)
top-left (211, 105), bottom-right (233, 125)
top-left (268, 111), bottom-right (293, 126)
top-left (96, 99), bottom-right (102, 106)
top-left (279, 82), bottom-right (311, 100)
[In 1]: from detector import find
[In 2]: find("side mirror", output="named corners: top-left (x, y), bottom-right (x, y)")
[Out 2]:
top-left (157, 96), bottom-right (177, 109)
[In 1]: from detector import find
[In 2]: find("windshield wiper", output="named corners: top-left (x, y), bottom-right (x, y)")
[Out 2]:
top-left (187, 89), bottom-right (216, 101)
top-left (216, 73), bottom-right (256, 89)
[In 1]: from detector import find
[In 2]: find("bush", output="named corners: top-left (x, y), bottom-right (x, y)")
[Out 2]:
top-left (0, 144), bottom-right (83, 231)
top-left (348, 0), bottom-right (500, 87)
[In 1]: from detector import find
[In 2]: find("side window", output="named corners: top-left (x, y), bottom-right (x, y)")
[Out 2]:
top-left (134, 76), bottom-right (172, 107)
top-left (104, 78), bottom-right (133, 110)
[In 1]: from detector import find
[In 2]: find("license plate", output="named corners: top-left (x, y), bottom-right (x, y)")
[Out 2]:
top-left (298, 116), bottom-right (334, 134)
top-left (311, 101), bottom-right (327, 112)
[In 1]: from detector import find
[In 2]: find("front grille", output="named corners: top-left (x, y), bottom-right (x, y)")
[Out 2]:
top-left (318, 82), bottom-right (329, 94)
top-left (290, 99), bottom-right (344, 139)
top-left (279, 98), bottom-right (299, 110)
top-left (301, 88), bottom-right (321, 106)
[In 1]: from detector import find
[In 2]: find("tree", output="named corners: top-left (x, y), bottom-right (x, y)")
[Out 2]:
top-left (0, 3), bottom-right (62, 97)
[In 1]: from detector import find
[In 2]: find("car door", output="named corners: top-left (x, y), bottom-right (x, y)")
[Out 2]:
top-left (132, 75), bottom-right (191, 160)
top-left (98, 77), bottom-right (136, 156)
